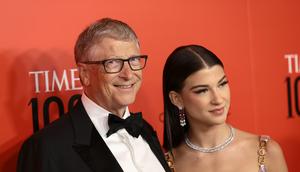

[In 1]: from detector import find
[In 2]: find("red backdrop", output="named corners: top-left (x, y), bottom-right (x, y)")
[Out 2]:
top-left (1, 0), bottom-right (299, 171)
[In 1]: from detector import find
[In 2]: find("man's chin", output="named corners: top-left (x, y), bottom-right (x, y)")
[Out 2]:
top-left (116, 96), bottom-right (136, 106)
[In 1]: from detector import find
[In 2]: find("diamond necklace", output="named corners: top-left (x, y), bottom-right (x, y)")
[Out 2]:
top-left (184, 125), bottom-right (235, 153)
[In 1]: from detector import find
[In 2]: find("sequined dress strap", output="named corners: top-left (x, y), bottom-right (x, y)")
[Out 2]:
top-left (258, 135), bottom-right (270, 172)
top-left (165, 151), bottom-right (175, 172)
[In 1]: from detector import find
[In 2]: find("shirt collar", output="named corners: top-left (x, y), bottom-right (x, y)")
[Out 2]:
top-left (81, 92), bottom-right (130, 137)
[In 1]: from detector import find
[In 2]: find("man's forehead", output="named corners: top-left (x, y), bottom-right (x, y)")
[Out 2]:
top-left (89, 38), bottom-right (140, 60)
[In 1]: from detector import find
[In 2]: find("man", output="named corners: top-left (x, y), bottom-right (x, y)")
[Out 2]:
top-left (17, 18), bottom-right (170, 172)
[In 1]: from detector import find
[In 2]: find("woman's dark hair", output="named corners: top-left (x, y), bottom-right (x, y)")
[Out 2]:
top-left (163, 45), bottom-right (224, 151)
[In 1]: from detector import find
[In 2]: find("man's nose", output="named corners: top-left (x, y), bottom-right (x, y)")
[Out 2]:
top-left (118, 62), bottom-right (133, 78)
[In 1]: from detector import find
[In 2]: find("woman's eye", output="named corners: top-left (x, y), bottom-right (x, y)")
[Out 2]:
top-left (219, 81), bottom-right (228, 87)
top-left (194, 89), bottom-right (208, 94)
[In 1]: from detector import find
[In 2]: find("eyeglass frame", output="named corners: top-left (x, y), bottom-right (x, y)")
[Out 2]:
top-left (79, 55), bottom-right (148, 74)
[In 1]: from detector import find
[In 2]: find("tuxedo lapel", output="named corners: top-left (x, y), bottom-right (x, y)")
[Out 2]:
top-left (70, 100), bottom-right (123, 172)
top-left (140, 121), bottom-right (171, 172)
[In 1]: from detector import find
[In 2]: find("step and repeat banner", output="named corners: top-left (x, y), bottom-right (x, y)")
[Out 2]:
top-left (1, 0), bottom-right (299, 171)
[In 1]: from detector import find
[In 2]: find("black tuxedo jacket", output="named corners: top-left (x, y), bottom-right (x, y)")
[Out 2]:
top-left (17, 100), bottom-right (171, 172)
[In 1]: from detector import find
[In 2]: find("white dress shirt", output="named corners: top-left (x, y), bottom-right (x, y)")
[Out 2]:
top-left (81, 93), bottom-right (165, 172)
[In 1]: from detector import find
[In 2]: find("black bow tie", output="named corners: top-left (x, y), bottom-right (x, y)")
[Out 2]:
top-left (106, 112), bottom-right (143, 138)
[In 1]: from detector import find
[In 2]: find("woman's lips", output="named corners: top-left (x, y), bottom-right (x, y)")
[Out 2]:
top-left (209, 107), bottom-right (225, 115)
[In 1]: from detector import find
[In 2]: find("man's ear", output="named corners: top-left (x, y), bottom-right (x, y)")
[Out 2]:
top-left (169, 91), bottom-right (184, 109)
top-left (77, 63), bottom-right (90, 86)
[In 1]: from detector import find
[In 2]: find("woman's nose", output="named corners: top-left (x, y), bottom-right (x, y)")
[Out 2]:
top-left (210, 89), bottom-right (223, 105)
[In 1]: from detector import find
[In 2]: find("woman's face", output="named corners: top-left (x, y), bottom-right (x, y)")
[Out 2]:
top-left (171, 65), bottom-right (230, 127)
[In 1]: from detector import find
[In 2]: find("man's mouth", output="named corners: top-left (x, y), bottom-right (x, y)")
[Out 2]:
top-left (114, 83), bottom-right (134, 89)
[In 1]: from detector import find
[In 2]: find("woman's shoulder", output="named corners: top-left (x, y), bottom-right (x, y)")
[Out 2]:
top-left (234, 129), bottom-right (259, 146)
top-left (262, 137), bottom-right (283, 155)
top-left (264, 138), bottom-right (288, 172)
top-left (234, 128), bottom-right (282, 151)
top-left (234, 128), bottom-right (288, 171)
top-left (234, 129), bottom-right (277, 150)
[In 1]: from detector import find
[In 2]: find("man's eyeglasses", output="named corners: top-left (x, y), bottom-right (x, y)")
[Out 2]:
top-left (80, 55), bottom-right (148, 74)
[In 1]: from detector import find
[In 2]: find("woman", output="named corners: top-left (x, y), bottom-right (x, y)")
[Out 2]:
top-left (163, 45), bottom-right (288, 172)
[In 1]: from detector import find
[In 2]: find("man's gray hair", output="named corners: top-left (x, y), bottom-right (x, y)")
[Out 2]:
top-left (74, 18), bottom-right (139, 63)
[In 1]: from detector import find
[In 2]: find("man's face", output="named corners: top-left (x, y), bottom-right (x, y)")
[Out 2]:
top-left (80, 37), bottom-right (142, 116)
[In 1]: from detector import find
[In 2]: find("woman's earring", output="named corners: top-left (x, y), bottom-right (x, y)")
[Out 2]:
top-left (179, 108), bottom-right (186, 127)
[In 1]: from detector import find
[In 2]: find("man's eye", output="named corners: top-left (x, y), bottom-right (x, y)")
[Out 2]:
top-left (106, 59), bottom-right (118, 64)
top-left (130, 57), bottom-right (141, 62)
top-left (105, 59), bottom-right (121, 67)
top-left (129, 57), bottom-right (142, 65)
